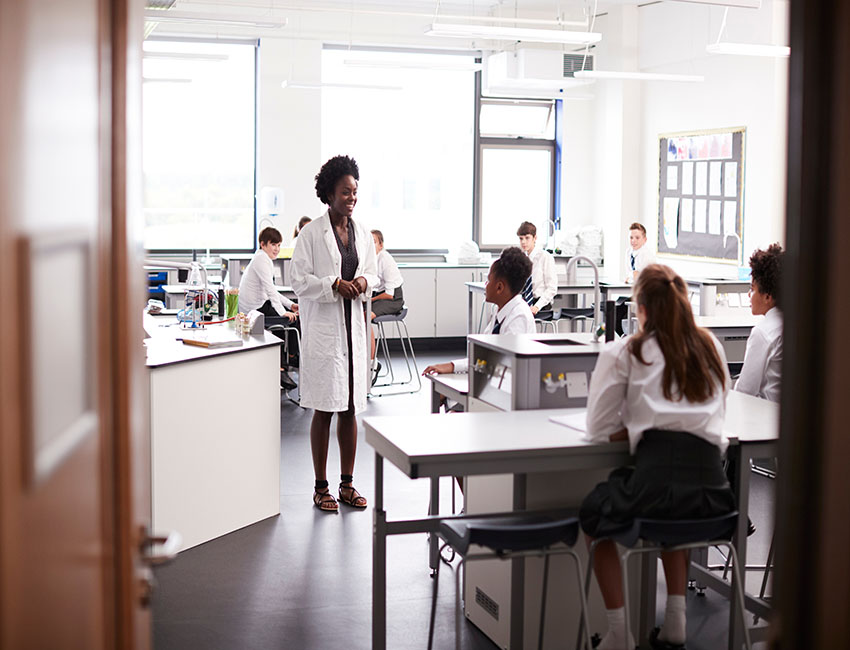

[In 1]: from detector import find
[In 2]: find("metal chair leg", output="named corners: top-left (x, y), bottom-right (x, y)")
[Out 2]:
top-left (427, 553), bottom-right (441, 650)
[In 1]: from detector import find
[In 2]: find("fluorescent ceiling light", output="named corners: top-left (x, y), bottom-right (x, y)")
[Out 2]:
top-left (706, 42), bottom-right (790, 57)
top-left (143, 10), bottom-right (286, 29)
top-left (143, 77), bottom-right (192, 83)
top-left (142, 51), bottom-right (229, 62)
top-left (668, 0), bottom-right (761, 7)
top-left (426, 23), bottom-right (601, 45)
top-left (281, 81), bottom-right (402, 91)
top-left (574, 70), bottom-right (704, 82)
top-left (343, 58), bottom-right (481, 72)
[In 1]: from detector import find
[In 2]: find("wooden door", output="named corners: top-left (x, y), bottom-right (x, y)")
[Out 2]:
top-left (0, 1), bottom-right (150, 648)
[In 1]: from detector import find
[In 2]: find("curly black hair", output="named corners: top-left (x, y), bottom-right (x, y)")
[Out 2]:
top-left (315, 155), bottom-right (359, 205)
top-left (492, 246), bottom-right (533, 295)
top-left (749, 243), bottom-right (784, 308)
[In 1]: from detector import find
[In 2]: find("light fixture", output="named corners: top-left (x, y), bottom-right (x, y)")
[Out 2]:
top-left (706, 43), bottom-right (790, 57)
top-left (143, 10), bottom-right (287, 29)
top-left (426, 23), bottom-right (601, 46)
top-left (281, 81), bottom-right (402, 91)
top-left (143, 51), bottom-right (229, 62)
top-left (143, 77), bottom-right (192, 83)
top-left (668, 0), bottom-right (761, 7)
top-left (573, 70), bottom-right (704, 82)
top-left (342, 58), bottom-right (482, 72)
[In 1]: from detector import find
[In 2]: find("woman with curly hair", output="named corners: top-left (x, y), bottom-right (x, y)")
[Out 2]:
top-left (290, 155), bottom-right (378, 512)
top-left (735, 243), bottom-right (784, 402)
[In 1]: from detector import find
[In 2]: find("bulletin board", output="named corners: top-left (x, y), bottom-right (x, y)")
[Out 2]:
top-left (656, 127), bottom-right (746, 264)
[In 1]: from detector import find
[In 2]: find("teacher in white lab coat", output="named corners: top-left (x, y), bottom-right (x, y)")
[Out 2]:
top-left (291, 155), bottom-right (378, 513)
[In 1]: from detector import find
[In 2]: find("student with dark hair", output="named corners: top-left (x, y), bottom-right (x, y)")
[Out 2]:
top-left (580, 264), bottom-right (735, 650)
top-left (736, 243), bottom-right (784, 402)
top-left (292, 216), bottom-right (312, 242)
top-left (516, 221), bottom-right (557, 316)
top-left (239, 226), bottom-right (298, 321)
top-left (423, 247), bottom-right (534, 375)
top-left (625, 222), bottom-right (656, 283)
top-left (291, 155), bottom-right (378, 513)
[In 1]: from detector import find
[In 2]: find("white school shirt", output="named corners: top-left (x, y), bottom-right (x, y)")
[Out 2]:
top-left (735, 307), bottom-right (783, 402)
top-left (625, 243), bottom-right (656, 280)
top-left (585, 333), bottom-right (730, 455)
top-left (375, 249), bottom-right (403, 294)
top-left (528, 246), bottom-right (558, 308)
top-left (452, 293), bottom-right (535, 373)
top-left (238, 249), bottom-right (294, 316)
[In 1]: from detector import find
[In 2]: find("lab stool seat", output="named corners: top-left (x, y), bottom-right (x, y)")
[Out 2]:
top-left (371, 307), bottom-right (421, 395)
top-left (555, 307), bottom-right (596, 333)
top-left (428, 513), bottom-right (593, 650)
top-left (583, 511), bottom-right (752, 650)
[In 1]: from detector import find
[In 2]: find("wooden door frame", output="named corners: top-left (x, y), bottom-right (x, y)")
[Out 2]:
top-left (776, 0), bottom-right (850, 645)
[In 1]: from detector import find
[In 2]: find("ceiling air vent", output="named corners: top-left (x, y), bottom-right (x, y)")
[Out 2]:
top-left (563, 53), bottom-right (593, 78)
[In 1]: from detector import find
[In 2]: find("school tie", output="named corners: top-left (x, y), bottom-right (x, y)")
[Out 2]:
top-left (492, 319), bottom-right (502, 334)
top-left (521, 275), bottom-right (534, 305)
top-left (630, 252), bottom-right (636, 271)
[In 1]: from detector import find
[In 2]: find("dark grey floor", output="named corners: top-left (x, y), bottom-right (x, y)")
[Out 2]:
top-left (152, 347), bottom-right (775, 650)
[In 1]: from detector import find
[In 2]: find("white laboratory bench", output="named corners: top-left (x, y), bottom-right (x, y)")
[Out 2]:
top-left (365, 391), bottom-right (777, 650)
top-left (144, 314), bottom-right (282, 551)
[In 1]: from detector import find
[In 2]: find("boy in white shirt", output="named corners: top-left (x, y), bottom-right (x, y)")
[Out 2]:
top-left (423, 247), bottom-right (535, 375)
top-left (735, 244), bottom-right (784, 402)
top-left (625, 222), bottom-right (656, 283)
top-left (369, 229), bottom-right (405, 380)
top-left (238, 227), bottom-right (299, 388)
top-left (516, 221), bottom-right (558, 317)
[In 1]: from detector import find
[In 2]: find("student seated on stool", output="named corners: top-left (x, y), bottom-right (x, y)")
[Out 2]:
top-left (369, 229), bottom-right (404, 379)
top-left (580, 264), bottom-right (736, 650)
top-left (423, 246), bottom-right (535, 376)
top-left (516, 221), bottom-right (557, 317)
top-left (238, 226), bottom-right (299, 389)
top-left (735, 244), bottom-right (784, 403)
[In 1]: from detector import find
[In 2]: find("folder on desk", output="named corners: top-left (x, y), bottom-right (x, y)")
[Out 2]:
top-left (181, 333), bottom-right (243, 349)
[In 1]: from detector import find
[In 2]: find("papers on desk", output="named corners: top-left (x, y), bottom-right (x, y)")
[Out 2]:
top-left (181, 332), bottom-right (243, 349)
top-left (548, 411), bottom-right (587, 433)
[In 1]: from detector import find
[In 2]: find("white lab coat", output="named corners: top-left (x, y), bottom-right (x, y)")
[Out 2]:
top-left (290, 211), bottom-right (378, 413)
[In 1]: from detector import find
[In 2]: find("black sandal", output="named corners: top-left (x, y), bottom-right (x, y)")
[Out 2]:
top-left (338, 482), bottom-right (368, 508)
top-left (313, 488), bottom-right (338, 512)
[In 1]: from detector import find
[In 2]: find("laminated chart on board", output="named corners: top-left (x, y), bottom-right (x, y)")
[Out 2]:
top-left (657, 127), bottom-right (746, 264)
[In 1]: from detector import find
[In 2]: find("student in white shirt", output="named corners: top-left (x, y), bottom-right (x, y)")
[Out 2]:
top-left (423, 247), bottom-right (535, 375)
top-left (291, 216), bottom-right (311, 246)
top-left (624, 222), bottom-right (656, 283)
top-left (238, 226), bottom-right (298, 321)
top-left (581, 264), bottom-right (735, 650)
top-left (369, 229), bottom-right (404, 378)
top-left (735, 244), bottom-right (784, 402)
top-left (516, 221), bottom-right (557, 316)
top-left (238, 227), bottom-right (300, 387)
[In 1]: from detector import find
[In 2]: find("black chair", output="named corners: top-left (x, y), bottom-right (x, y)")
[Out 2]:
top-left (582, 511), bottom-right (752, 650)
top-left (428, 513), bottom-right (593, 650)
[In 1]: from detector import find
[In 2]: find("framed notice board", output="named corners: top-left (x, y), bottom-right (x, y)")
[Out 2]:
top-left (657, 127), bottom-right (745, 264)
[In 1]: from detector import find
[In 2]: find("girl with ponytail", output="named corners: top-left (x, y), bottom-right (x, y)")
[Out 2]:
top-left (579, 264), bottom-right (736, 650)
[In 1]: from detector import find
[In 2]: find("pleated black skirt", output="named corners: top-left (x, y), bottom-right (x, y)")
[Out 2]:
top-left (579, 429), bottom-right (736, 539)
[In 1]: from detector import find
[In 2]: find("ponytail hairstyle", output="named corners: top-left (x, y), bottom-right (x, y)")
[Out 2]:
top-left (630, 264), bottom-right (726, 402)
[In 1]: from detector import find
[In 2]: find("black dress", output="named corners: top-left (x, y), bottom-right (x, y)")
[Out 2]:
top-left (333, 218), bottom-right (359, 415)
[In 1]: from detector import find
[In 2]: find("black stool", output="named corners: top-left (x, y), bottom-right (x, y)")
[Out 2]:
top-left (583, 511), bottom-right (752, 650)
top-left (428, 513), bottom-right (593, 650)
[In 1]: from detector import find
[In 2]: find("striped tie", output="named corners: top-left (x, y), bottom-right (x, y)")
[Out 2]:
top-left (521, 275), bottom-right (534, 305)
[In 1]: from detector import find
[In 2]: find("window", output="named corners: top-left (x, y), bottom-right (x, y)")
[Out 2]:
top-left (142, 39), bottom-right (256, 251)
top-left (476, 97), bottom-right (558, 250)
top-left (320, 48), bottom-right (476, 251)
